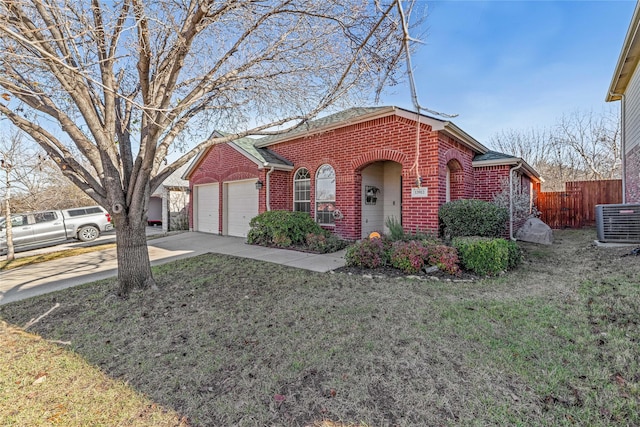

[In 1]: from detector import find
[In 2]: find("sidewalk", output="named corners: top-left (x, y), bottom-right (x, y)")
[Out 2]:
top-left (0, 232), bottom-right (346, 305)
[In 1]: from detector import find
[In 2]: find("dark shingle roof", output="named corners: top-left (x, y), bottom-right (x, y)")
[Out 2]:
top-left (256, 107), bottom-right (393, 146)
top-left (473, 150), bottom-right (518, 162)
top-left (231, 136), bottom-right (293, 167)
top-left (256, 147), bottom-right (293, 166)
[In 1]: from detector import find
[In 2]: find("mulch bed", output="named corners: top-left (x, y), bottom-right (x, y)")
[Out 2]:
top-left (333, 265), bottom-right (478, 282)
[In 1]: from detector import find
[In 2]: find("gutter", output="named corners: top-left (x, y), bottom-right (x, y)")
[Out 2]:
top-left (509, 162), bottom-right (524, 241)
top-left (609, 91), bottom-right (626, 203)
top-left (265, 165), bottom-right (275, 211)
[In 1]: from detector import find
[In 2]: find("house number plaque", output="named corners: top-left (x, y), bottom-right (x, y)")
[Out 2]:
top-left (411, 187), bottom-right (428, 198)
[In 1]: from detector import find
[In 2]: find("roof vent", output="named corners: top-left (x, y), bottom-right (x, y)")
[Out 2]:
top-left (596, 204), bottom-right (640, 243)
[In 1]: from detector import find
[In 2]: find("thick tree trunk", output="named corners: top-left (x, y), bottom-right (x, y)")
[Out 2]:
top-left (115, 218), bottom-right (157, 296)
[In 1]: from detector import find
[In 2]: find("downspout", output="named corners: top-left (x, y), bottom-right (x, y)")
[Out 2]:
top-left (265, 165), bottom-right (275, 211)
top-left (609, 92), bottom-right (626, 203)
top-left (509, 162), bottom-right (524, 241)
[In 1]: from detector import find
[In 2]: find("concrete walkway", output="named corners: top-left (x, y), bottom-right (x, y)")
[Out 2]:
top-left (0, 232), bottom-right (346, 305)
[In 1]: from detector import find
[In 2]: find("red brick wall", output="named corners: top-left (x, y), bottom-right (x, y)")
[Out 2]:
top-left (439, 137), bottom-right (475, 206)
top-left (266, 115), bottom-right (478, 239)
top-left (473, 165), bottom-right (511, 201)
top-left (267, 170), bottom-right (292, 211)
top-left (187, 116), bottom-right (531, 240)
top-left (473, 166), bottom-right (536, 236)
top-left (188, 144), bottom-right (261, 231)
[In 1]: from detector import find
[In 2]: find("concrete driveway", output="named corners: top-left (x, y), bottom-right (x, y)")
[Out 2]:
top-left (0, 231), bottom-right (346, 305)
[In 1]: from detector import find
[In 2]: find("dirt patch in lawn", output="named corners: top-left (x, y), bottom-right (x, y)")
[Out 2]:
top-left (1, 228), bottom-right (639, 426)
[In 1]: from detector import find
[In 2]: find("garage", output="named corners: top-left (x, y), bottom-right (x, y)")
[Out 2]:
top-left (225, 180), bottom-right (259, 237)
top-left (195, 183), bottom-right (219, 233)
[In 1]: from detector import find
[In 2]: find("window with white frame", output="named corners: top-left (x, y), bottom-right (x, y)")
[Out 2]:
top-left (293, 168), bottom-right (311, 213)
top-left (315, 164), bottom-right (336, 225)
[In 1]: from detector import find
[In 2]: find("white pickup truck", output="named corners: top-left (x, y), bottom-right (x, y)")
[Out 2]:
top-left (0, 206), bottom-right (113, 254)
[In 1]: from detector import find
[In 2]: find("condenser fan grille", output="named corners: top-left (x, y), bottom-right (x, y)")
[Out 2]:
top-left (596, 204), bottom-right (640, 243)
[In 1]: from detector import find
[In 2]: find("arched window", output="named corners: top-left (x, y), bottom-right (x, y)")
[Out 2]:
top-left (315, 164), bottom-right (336, 225)
top-left (293, 168), bottom-right (311, 213)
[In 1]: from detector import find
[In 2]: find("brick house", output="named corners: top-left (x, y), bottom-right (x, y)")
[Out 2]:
top-left (183, 106), bottom-right (540, 240)
top-left (607, 1), bottom-right (640, 204)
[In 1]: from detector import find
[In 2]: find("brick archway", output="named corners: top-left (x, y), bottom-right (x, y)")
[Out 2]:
top-left (351, 149), bottom-right (407, 171)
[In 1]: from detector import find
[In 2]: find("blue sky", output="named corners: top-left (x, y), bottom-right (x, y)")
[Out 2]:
top-left (1, 1), bottom-right (635, 156)
top-left (382, 0), bottom-right (637, 146)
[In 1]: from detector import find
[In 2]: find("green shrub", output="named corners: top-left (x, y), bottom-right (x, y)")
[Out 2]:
top-left (452, 237), bottom-right (520, 276)
top-left (439, 199), bottom-right (509, 239)
top-left (385, 216), bottom-right (406, 241)
top-left (305, 232), bottom-right (349, 253)
top-left (345, 237), bottom-right (390, 269)
top-left (505, 239), bottom-right (523, 269)
top-left (390, 240), bottom-right (429, 274)
top-left (247, 210), bottom-right (325, 247)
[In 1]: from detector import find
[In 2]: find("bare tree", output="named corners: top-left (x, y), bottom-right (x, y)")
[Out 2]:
top-left (554, 108), bottom-right (621, 181)
top-left (0, 133), bottom-right (94, 213)
top-left (0, 159), bottom-right (14, 261)
top-left (0, 0), bottom-right (415, 295)
top-left (489, 107), bottom-right (621, 191)
top-left (0, 130), bottom-right (43, 260)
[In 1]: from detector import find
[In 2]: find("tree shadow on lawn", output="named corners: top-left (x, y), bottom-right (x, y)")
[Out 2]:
top-left (1, 229), bottom-right (639, 426)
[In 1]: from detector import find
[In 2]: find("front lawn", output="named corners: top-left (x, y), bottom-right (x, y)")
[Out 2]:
top-left (1, 229), bottom-right (639, 426)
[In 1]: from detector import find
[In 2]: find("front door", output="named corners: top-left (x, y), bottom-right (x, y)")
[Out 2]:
top-left (361, 161), bottom-right (402, 238)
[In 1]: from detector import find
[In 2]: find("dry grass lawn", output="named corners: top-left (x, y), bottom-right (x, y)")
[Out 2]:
top-left (1, 228), bottom-right (639, 426)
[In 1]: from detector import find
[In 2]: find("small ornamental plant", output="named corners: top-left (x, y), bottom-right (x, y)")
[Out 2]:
top-left (345, 236), bottom-right (390, 269)
top-left (390, 240), bottom-right (429, 274)
top-left (426, 244), bottom-right (460, 276)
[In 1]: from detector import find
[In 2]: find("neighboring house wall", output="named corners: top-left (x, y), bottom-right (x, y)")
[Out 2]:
top-left (625, 64), bottom-right (640, 203)
top-left (627, 144), bottom-right (640, 203)
top-left (606, 3), bottom-right (640, 204)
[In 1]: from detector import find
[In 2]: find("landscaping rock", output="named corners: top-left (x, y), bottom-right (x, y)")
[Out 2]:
top-left (424, 265), bottom-right (440, 274)
top-left (516, 218), bottom-right (553, 245)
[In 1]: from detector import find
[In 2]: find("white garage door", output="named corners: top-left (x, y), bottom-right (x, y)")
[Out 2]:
top-left (195, 183), bottom-right (219, 234)
top-left (226, 180), bottom-right (259, 237)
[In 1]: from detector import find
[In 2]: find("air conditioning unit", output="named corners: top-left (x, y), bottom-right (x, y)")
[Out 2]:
top-left (596, 204), bottom-right (640, 243)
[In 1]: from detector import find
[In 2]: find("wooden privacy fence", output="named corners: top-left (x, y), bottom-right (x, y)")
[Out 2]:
top-left (537, 179), bottom-right (622, 229)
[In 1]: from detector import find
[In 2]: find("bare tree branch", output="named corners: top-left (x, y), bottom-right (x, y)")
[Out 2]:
top-left (0, 0), bottom-right (417, 294)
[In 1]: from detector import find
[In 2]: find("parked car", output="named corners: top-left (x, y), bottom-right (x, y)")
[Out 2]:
top-left (0, 206), bottom-right (112, 254)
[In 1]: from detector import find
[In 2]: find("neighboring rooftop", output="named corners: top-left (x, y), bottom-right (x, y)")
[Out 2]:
top-left (153, 163), bottom-right (190, 195)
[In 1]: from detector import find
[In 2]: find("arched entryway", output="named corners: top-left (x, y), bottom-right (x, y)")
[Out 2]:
top-left (360, 161), bottom-right (402, 238)
top-left (446, 159), bottom-right (464, 202)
